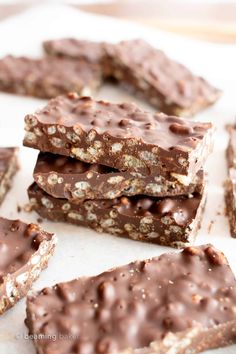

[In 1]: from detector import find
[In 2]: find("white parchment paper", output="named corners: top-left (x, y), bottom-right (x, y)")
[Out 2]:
top-left (0, 5), bottom-right (235, 353)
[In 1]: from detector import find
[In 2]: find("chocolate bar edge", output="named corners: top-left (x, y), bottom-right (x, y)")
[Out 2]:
top-left (0, 147), bottom-right (19, 205)
top-left (27, 182), bottom-right (207, 249)
top-left (0, 220), bottom-right (57, 314)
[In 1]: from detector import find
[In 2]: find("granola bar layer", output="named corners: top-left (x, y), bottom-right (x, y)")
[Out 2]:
top-left (34, 152), bottom-right (204, 202)
top-left (103, 39), bottom-right (221, 116)
top-left (23, 94), bottom-right (214, 177)
top-left (28, 182), bottom-right (206, 248)
top-left (0, 147), bottom-right (18, 205)
top-left (0, 217), bottom-right (57, 314)
top-left (43, 38), bottom-right (104, 64)
top-left (0, 55), bottom-right (102, 99)
top-left (26, 245), bottom-right (236, 354)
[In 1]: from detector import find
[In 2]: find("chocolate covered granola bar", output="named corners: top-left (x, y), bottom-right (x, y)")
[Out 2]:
top-left (26, 245), bottom-right (236, 353)
top-left (0, 147), bottom-right (18, 205)
top-left (24, 94), bottom-right (214, 178)
top-left (0, 217), bottom-right (56, 314)
top-left (0, 55), bottom-right (101, 99)
top-left (28, 182), bottom-right (206, 248)
top-left (103, 39), bottom-right (221, 116)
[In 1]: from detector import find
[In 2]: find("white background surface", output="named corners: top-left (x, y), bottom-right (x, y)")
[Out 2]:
top-left (0, 4), bottom-right (236, 353)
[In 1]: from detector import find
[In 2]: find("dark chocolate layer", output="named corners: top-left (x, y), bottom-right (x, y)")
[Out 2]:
top-left (26, 245), bottom-right (236, 354)
top-left (0, 147), bottom-right (18, 205)
top-left (0, 217), bottom-right (57, 314)
top-left (43, 38), bottom-right (104, 64)
top-left (103, 39), bottom-right (221, 116)
top-left (33, 152), bottom-right (204, 201)
top-left (24, 94), bottom-right (214, 177)
top-left (0, 55), bottom-right (101, 99)
top-left (28, 182), bottom-right (206, 248)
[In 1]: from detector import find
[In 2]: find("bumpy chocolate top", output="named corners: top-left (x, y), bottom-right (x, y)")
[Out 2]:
top-left (27, 245), bottom-right (236, 353)
top-left (43, 38), bottom-right (104, 64)
top-left (0, 217), bottom-right (53, 283)
top-left (0, 147), bottom-right (17, 176)
top-left (0, 55), bottom-right (101, 93)
top-left (104, 39), bottom-right (221, 110)
top-left (28, 94), bottom-right (212, 151)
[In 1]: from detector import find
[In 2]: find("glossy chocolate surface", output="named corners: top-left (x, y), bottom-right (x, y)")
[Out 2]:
top-left (26, 245), bottom-right (236, 353)
top-left (24, 94), bottom-right (214, 176)
top-left (0, 217), bottom-right (56, 314)
top-left (0, 218), bottom-right (52, 282)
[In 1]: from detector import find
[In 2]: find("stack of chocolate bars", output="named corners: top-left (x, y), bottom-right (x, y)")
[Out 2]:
top-left (24, 93), bottom-right (214, 248)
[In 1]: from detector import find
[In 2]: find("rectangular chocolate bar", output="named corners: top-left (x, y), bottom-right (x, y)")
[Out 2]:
top-left (24, 94), bottom-right (214, 178)
top-left (103, 39), bottom-right (221, 116)
top-left (26, 245), bottom-right (236, 354)
top-left (0, 147), bottom-right (18, 205)
top-left (225, 125), bottom-right (236, 237)
top-left (43, 38), bottom-right (104, 64)
top-left (225, 169), bottom-right (236, 237)
top-left (0, 217), bottom-right (57, 314)
top-left (34, 152), bottom-right (204, 202)
top-left (28, 182), bottom-right (206, 248)
top-left (226, 124), bottom-right (236, 169)
top-left (0, 55), bottom-right (102, 99)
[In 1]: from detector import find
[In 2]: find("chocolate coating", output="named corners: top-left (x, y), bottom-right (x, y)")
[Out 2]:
top-left (0, 217), bottom-right (56, 314)
top-left (26, 245), bottom-right (236, 354)
top-left (43, 38), bottom-right (104, 64)
top-left (33, 152), bottom-right (204, 201)
top-left (103, 39), bottom-right (221, 116)
top-left (28, 182), bottom-right (206, 248)
top-left (0, 55), bottom-right (102, 99)
top-left (0, 147), bottom-right (18, 205)
top-left (24, 94), bottom-right (214, 176)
